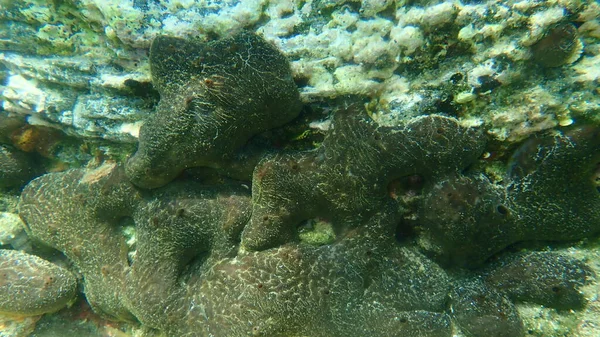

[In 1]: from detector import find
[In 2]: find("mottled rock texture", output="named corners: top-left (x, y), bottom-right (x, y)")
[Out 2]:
top-left (0, 144), bottom-right (37, 188)
top-left (12, 30), bottom-right (600, 337)
top-left (450, 279), bottom-right (524, 337)
top-left (418, 126), bottom-right (600, 267)
top-left (242, 101), bottom-right (486, 251)
top-left (125, 32), bottom-right (302, 189)
top-left (19, 162), bottom-right (140, 322)
top-left (0, 249), bottom-right (77, 316)
top-left (486, 252), bottom-right (593, 310)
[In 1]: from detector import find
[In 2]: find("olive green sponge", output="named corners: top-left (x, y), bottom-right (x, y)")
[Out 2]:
top-left (0, 249), bottom-right (77, 316)
top-left (126, 32), bottom-right (302, 189)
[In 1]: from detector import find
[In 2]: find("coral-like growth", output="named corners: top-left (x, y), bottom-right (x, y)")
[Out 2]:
top-left (194, 224), bottom-right (453, 337)
top-left (485, 252), bottom-right (593, 309)
top-left (17, 117), bottom-right (599, 336)
top-left (20, 162), bottom-right (140, 322)
top-left (450, 279), bottom-right (524, 337)
top-left (417, 174), bottom-right (513, 267)
top-left (242, 101), bottom-right (486, 251)
top-left (125, 181), bottom-right (252, 330)
top-left (125, 32), bottom-right (302, 189)
top-left (0, 249), bottom-right (77, 316)
top-left (508, 126), bottom-right (600, 241)
top-left (12, 31), bottom-right (600, 337)
top-left (418, 126), bottom-right (600, 267)
top-left (20, 164), bottom-right (456, 337)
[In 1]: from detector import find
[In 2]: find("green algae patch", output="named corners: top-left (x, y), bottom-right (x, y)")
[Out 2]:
top-left (3, 0), bottom-right (110, 56)
top-left (298, 218), bottom-right (336, 246)
top-left (0, 250), bottom-right (77, 317)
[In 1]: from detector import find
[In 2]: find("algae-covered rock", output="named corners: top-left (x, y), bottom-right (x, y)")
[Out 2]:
top-left (125, 32), bottom-right (302, 189)
top-left (0, 144), bottom-right (37, 188)
top-left (0, 249), bottom-right (77, 317)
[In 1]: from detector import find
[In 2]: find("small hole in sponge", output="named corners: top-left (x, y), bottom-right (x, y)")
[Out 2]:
top-left (496, 205), bottom-right (509, 215)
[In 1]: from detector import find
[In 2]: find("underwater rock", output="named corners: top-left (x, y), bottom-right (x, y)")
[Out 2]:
top-left (0, 114), bottom-right (25, 144)
top-left (0, 249), bottom-right (77, 317)
top-left (2, 1), bottom-right (599, 147)
top-left (242, 102), bottom-right (486, 251)
top-left (125, 32), bottom-right (302, 189)
top-left (531, 22), bottom-right (583, 68)
top-left (486, 252), bottom-right (593, 310)
top-left (0, 144), bottom-right (37, 188)
top-left (450, 279), bottom-right (524, 337)
top-left (9, 124), bottom-right (63, 158)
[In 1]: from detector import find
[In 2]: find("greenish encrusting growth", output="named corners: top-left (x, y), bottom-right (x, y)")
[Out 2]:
top-left (0, 249), bottom-right (77, 316)
top-left (241, 102), bottom-right (486, 251)
top-left (417, 126), bottom-right (600, 267)
top-left (125, 32), bottom-right (302, 189)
